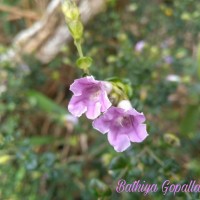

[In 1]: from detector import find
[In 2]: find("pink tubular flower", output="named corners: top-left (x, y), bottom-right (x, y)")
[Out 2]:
top-left (68, 76), bottom-right (112, 120)
top-left (92, 100), bottom-right (148, 152)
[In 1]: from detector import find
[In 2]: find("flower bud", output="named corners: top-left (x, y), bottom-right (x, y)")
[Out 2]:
top-left (61, 0), bottom-right (80, 21)
top-left (117, 100), bottom-right (132, 111)
top-left (68, 20), bottom-right (83, 40)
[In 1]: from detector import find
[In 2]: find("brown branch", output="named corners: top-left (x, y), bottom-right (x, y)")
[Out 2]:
top-left (0, 0), bottom-right (107, 64)
top-left (0, 4), bottom-right (40, 20)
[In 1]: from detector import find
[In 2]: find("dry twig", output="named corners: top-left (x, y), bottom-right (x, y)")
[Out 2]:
top-left (0, 4), bottom-right (40, 20)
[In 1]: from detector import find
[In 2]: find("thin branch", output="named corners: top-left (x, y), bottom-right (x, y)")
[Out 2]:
top-left (0, 4), bottom-right (40, 20)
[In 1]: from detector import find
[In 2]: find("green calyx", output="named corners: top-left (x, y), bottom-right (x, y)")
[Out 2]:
top-left (76, 57), bottom-right (93, 71)
top-left (105, 77), bottom-right (133, 106)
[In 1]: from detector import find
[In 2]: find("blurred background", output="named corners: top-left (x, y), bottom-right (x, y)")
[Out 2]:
top-left (0, 0), bottom-right (200, 199)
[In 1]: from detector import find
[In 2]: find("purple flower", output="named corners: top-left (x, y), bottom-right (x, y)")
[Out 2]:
top-left (92, 101), bottom-right (148, 152)
top-left (164, 56), bottom-right (174, 64)
top-left (68, 76), bottom-right (112, 120)
top-left (135, 41), bottom-right (146, 52)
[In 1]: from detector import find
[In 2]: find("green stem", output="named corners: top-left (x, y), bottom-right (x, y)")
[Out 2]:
top-left (75, 40), bottom-right (91, 74)
top-left (75, 40), bottom-right (83, 58)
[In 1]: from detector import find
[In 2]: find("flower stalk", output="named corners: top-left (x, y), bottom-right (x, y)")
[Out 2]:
top-left (61, 0), bottom-right (92, 74)
top-left (74, 40), bottom-right (83, 58)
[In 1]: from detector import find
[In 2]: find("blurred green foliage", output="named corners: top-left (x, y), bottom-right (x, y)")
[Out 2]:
top-left (0, 0), bottom-right (200, 199)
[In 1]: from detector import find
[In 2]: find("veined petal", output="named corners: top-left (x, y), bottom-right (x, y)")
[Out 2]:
top-left (127, 109), bottom-right (146, 124)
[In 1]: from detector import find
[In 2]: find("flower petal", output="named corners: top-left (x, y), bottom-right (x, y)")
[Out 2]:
top-left (100, 90), bottom-right (112, 112)
top-left (127, 109), bottom-right (146, 124)
top-left (69, 76), bottom-right (96, 96)
top-left (92, 116), bottom-right (110, 134)
top-left (128, 124), bottom-right (148, 143)
top-left (107, 130), bottom-right (131, 152)
top-left (103, 81), bottom-right (112, 94)
top-left (86, 102), bottom-right (101, 119)
top-left (68, 96), bottom-right (87, 117)
top-left (92, 106), bottom-right (119, 133)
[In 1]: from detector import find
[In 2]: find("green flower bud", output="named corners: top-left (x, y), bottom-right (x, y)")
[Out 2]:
top-left (61, 0), bottom-right (80, 21)
top-left (68, 20), bottom-right (83, 40)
